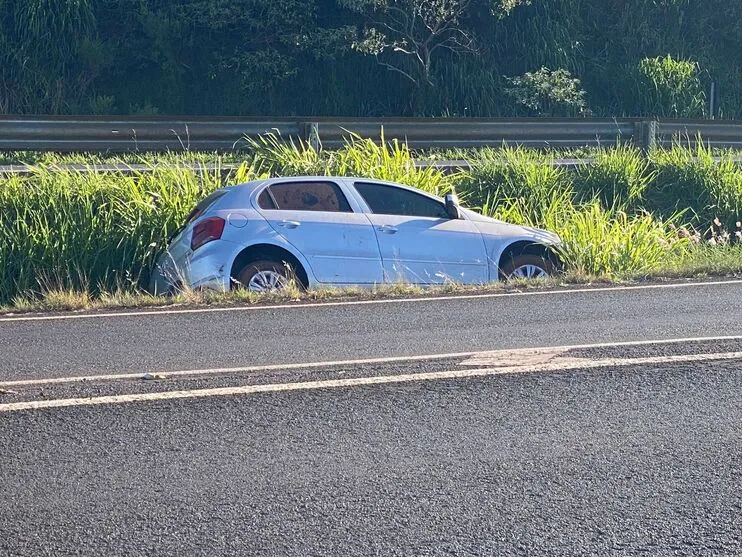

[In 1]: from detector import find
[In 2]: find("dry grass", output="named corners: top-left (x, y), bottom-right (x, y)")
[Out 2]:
top-left (0, 275), bottom-right (639, 317)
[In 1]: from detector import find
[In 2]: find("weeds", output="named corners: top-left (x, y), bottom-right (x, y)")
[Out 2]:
top-left (1, 139), bottom-right (741, 307)
top-left (574, 143), bottom-right (655, 211)
top-left (247, 131), bottom-right (458, 195)
top-left (649, 142), bottom-right (742, 227)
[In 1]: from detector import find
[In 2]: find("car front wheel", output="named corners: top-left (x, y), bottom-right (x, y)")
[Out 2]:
top-left (236, 260), bottom-right (293, 292)
top-left (500, 253), bottom-right (555, 280)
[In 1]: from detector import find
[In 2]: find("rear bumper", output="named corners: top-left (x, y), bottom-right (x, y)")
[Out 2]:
top-left (149, 241), bottom-right (236, 294)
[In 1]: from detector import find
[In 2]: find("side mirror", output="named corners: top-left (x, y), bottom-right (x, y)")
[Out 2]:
top-left (444, 193), bottom-right (461, 219)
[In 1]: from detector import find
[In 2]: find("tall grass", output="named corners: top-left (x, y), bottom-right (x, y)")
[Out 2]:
top-left (553, 204), bottom-right (691, 276)
top-left (649, 142), bottom-right (742, 227)
top-left (247, 131), bottom-right (458, 195)
top-left (1, 140), bottom-right (739, 304)
top-left (462, 145), bottom-right (698, 277)
top-left (574, 143), bottom-right (655, 211)
top-left (0, 165), bottom-right (225, 301)
top-left (459, 146), bottom-right (573, 221)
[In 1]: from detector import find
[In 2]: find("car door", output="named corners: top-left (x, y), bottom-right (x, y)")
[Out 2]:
top-left (352, 181), bottom-right (488, 284)
top-left (254, 180), bottom-right (384, 284)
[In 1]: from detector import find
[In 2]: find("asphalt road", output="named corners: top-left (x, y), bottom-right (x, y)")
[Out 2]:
top-left (1, 281), bottom-right (742, 556)
top-left (2, 358), bottom-right (741, 556)
top-left (1, 280), bottom-right (741, 382)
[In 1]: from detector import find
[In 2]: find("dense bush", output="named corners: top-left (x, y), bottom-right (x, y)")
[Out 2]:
top-left (0, 0), bottom-right (740, 117)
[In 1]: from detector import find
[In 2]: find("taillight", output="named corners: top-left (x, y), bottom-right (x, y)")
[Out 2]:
top-left (191, 217), bottom-right (225, 251)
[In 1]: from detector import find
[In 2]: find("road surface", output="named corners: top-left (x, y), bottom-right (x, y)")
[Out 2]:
top-left (1, 280), bottom-right (741, 556)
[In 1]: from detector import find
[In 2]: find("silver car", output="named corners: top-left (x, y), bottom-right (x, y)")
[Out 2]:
top-left (150, 176), bottom-right (561, 293)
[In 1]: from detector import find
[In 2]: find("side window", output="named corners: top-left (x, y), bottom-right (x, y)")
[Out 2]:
top-left (355, 182), bottom-right (449, 219)
top-left (258, 181), bottom-right (352, 212)
top-left (257, 188), bottom-right (276, 209)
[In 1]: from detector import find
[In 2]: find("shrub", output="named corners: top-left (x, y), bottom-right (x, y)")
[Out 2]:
top-left (504, 67), bottom-right (588, 116)
top-left (631, 55), bottom-right (706, 118)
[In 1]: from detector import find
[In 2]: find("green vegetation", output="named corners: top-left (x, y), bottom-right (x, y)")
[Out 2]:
top-left (1, 140), bottom-right (741, 306)
top-left (0, 0), bottom-right (740, 118)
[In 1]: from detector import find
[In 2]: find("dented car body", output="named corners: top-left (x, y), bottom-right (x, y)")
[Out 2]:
top-left (150, 176), bottom-right (561, 294)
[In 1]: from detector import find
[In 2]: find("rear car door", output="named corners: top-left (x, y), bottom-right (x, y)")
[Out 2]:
top-left (255, 180), bottom-right (384, 284)
top-left (352, 182), bottom-right (488, 284)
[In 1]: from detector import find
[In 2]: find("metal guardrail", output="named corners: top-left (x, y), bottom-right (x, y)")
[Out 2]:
top-left (0, 163), bottom-right (240, 176)
top-left (1, 116), bottom-right (742, 152)
top-left (0, 159), bottom-right (600, 177)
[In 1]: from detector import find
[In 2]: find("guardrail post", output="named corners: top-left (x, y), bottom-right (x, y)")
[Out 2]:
top-left (305, 122), bottom-right (320, 150)
top-left (634, 120), bottom-right (658, 153)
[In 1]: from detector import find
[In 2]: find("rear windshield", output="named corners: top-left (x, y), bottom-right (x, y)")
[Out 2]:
top-left (184, 190), bottom-right (227, 225)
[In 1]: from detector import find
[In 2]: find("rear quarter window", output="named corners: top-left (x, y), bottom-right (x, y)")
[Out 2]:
top-left (258, 181), bottom-right (352, 212)
top-left (184, 190), bottom-right (228, 225)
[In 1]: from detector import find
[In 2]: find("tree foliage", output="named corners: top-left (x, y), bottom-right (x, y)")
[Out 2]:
top-left (0, 0), bottom-right (740, 117)
top-left (505, 67), bottom-right (588, 116)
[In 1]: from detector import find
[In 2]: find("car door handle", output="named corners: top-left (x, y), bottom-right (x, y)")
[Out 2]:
top-left (278, 220), bottom-right (301, 229)
top-left (377, 225), bottom-right (398, 234)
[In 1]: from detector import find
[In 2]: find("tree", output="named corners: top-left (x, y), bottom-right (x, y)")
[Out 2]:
top-left (340, 0), bottom-right (529, 85)
top-left (174, 0), bottom-right (352, 96)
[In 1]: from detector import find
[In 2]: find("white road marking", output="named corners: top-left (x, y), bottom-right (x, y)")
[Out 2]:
top-left (1, 350), bottom-right (740, 413)
top-left (1, 279), bottom-right (741, 323)
top-left (459, 347), bottom-right (570, 367)
top-left (2, 334), bottom-right (742, 388)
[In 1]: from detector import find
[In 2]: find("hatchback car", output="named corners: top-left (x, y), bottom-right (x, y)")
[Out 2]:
top-left (150, 177), bottom-right (561, 294)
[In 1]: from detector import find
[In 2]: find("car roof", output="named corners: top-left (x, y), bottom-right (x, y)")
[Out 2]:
top-left (229, 176), bottom-right (444, 201)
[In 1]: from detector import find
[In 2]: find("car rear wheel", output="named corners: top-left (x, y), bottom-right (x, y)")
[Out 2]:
top-left (236, 260), bottom-right (293, 293)
top-left (500, 253), bottom-right (555, 280)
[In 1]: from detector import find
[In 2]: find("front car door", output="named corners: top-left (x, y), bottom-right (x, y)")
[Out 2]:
top-left (255, 179), bottom-right (383, 284)
top-left (351, 181), bottom-right (489, 284)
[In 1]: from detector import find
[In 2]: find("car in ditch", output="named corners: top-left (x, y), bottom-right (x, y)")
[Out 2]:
top-left (149, 176), bottom-right (562, 294)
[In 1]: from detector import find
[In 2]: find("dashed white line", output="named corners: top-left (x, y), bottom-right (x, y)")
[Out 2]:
top-left (1, 350), bottom-right (741, 413)
top-left (1, 279), bottom-right (741, 323)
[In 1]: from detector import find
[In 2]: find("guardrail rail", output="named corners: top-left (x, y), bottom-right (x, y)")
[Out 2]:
top-left (1, 116), bottom-right (741, 152)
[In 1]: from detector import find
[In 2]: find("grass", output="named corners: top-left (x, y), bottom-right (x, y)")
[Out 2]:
top-left (649, 142), bottom-right (742, 228)
top-left (649, 244), bottom-right (742, 278)
top-left (3, 259), bottom-right (740, 317)
top-left (1, 138), bottom-right (741, 308)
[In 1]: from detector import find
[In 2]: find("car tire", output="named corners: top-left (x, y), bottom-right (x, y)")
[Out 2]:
top-left (235, 259), bottom-right (296, 292)
top-left (500, 253), bottom-right (555, 280)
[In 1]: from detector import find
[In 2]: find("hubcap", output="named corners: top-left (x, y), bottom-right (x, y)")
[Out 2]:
top-left (247, 270), bottom-right (288, 292)
top-left (509, 264), bottom-right (549, 280)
